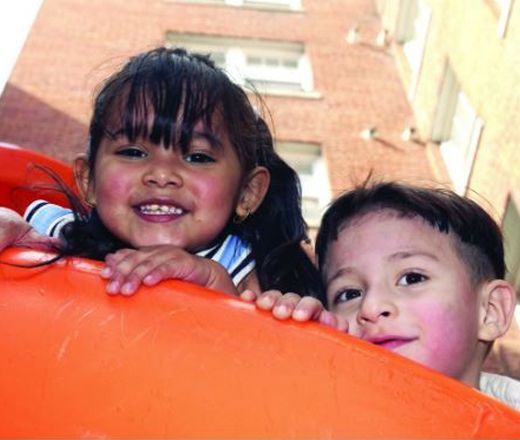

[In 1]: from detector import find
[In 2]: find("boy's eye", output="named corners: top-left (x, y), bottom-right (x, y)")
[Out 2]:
top-left (333, 288), bottom-right (362, 305)
top-left (116, 146), bottom-right (147, 158)
top-left (184, 152), bottom-right (215, 164)
top-left (397, 272), bottom-right (428, 286)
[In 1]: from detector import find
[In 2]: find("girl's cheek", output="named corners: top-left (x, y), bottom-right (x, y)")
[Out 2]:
top-left (97, 171), bottom-right (131, 198)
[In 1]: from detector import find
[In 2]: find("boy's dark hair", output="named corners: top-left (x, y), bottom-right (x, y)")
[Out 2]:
top-left (315, 181), bottom-right (505, 304)
top-left (59, 46), bottom-right (321, 296)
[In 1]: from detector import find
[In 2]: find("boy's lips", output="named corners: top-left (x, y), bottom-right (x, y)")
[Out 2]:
top-left (365, 335), bottom-right (417, 351)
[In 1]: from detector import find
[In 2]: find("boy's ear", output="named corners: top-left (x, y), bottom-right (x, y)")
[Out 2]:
top-left (73, 154), bottom-right (95, 206)
top-left (235, 166), bottom-right (270, 219)
top-left (478, 279), bottom-right (517, 342)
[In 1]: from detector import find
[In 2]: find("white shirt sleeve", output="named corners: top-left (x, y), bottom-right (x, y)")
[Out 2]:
top-left (23, 200), bottom-right (74, 238)
top-left (480, 372), bottom-right (520, 411)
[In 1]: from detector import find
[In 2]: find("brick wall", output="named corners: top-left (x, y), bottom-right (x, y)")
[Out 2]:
top-left (0, 0), bottom-right (437, 192)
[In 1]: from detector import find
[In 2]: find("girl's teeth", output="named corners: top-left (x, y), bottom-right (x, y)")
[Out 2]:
top-left (139, 204), bottom-right (183, 215)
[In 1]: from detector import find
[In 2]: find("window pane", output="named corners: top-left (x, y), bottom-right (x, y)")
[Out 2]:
top-left (165, 33), bottom-right (311, 93)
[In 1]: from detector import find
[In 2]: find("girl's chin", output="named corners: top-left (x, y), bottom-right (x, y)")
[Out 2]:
top-left (128, 235), bottom-right (187, 249)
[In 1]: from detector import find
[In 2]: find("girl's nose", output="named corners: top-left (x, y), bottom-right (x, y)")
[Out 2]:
top-left (356, 287), bottom-right (397, 325)
top-left (143, 160), bottom-right (183, 188)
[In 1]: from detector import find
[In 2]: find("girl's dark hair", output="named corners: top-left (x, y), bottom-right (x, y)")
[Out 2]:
top-left (60, 46), bottom-right (321, 296)
top-left (315, 181), bottom-right (505, 304)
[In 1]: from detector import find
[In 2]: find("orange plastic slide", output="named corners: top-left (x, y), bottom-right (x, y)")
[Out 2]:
top-left (0, 143), bottom-right (519, 438)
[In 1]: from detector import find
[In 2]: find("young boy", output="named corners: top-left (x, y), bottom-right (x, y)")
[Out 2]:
top-left (245, 182), bottom-right (520, 411)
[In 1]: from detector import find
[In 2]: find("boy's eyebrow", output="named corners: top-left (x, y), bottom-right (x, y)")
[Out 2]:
top-left (387, 250), bottom-right (440, 262)
top-left (326, 250), bottom-right (440, 284)
top-left (326, 267), bottom-right (356, 285)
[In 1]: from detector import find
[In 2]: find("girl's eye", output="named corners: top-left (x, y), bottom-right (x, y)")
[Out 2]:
top-left (397, 272), bottom-right (428, 286)
top-left (184, 152), bottom-right (215, 164)
top-left (116, 147), bottom-right (147, 158)
top-left (333, 288), bottom-right (362, 305)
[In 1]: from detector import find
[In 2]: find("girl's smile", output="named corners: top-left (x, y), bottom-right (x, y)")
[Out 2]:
top-left (134, 199), bottom-right (186, 222)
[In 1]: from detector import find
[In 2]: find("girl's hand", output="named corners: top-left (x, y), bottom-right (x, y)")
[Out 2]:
top-left (0, 207), bottom-right (60, 252)
top-left (240, 289), bottom-right (348, 332)
top-left (101, 245), bottom-right (238, 297)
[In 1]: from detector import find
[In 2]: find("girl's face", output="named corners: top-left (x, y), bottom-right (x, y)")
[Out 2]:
top-left (78, 117), bottom-right (260, 252)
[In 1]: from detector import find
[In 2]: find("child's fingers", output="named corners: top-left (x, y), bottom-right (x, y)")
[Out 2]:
top-left (105, 272), bottom-right (124, 295)
top-left (272, 292), bottom-right (302, 320)
top-left (18, 229), bottom-right (61, 250)
top-left (239, 289), bottom-right (258, 302)
top-left (255, 290), bottom-right (282, 310)
top-left (104, 248), bottom-right (165, 279)
top-left (292, 296), bottom-right (325, 321)
top-left (319, 310), bottom-right (349, 332)
top-left (103, 249), bottom-right (167, 295)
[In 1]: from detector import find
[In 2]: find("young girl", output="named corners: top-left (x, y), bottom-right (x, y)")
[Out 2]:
top-left (0, 46), bottom-right (321, 298)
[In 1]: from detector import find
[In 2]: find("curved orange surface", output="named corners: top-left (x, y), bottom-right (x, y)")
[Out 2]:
top-left (0, 142), bottom-right (75, 213)
top-left (0, 145), bottom-right (519, 438)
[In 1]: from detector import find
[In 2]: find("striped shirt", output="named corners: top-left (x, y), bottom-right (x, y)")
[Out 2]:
top-left (23, 200), bottom-right (255, 286)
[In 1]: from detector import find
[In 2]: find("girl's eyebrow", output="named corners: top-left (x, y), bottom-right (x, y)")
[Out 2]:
top-left (191, 130), bottom-right (223, 148)
top-left (105, 128), bottom-right (126, 139)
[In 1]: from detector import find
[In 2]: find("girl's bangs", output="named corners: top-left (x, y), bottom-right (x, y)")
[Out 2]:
top-left (106, 70), bottom-right (220, 151)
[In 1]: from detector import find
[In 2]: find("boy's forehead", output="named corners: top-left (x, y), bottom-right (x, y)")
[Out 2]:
top-left (326, 209), bottom-right (462, 267)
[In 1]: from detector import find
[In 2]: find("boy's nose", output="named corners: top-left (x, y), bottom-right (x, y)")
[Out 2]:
top-left (356, 287), bottom-right (397, 325)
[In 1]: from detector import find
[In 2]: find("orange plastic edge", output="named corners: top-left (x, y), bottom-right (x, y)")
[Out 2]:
top-left (0, 144), bottom-right (519, 438)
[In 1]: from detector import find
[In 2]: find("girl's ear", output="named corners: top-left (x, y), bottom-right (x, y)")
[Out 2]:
top-left (235, 166), bottom-right (270, 219)
top-left (478, 279), bottom-right (517, 342)
top-left (73, 154), bottom-right (95, 206)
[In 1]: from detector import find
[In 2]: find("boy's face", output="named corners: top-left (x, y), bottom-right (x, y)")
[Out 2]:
top-left (323, 210), bottom-right (483, 385)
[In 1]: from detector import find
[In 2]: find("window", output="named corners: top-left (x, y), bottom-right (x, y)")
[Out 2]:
top-left (165, 0), bottom-right (302, 11)
top-left (166, 33), bottom-right (313, 95)
top-left (432, 63), bottom-right (483, 195)
top-left (395, 0), bottom-right (431, 99)
top-left (275, 142), bottom-right (330, 227)
top-left (503, 198), bottom-right (520, 324)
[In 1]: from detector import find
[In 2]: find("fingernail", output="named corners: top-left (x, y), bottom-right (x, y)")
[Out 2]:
top-left (100, 267), bottom-right (112, 278)
top-left (121, 283), bottom-right (134, 295)
top-left (106, 280), bottom-right (118, 294)
top-left (293, 308), bottom-right (307, 320)
top-left (274, 304), bottom-right (288, 318)
top-left (240, 290), bottom-right (255, 301)
top-left (258, 296), bottom-right (273, 307)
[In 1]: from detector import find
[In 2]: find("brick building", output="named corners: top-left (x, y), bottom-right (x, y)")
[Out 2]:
top-left (377, 0), bottom-right (520, 379)
top-left (0, 0), bottom-right (437, 229)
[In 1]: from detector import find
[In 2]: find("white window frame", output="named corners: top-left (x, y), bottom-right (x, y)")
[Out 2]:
top-left (275, 142), bottom-right (330, 228)
top-left (395, 0), bottom-right (431, 99)
top-left (165, 0), bottom-right (302, 11)
top-left (166, 33), bottom-right (314, 95)
top-left (432, 64), bottom-right (483, 195)
top-left (240, 0), bottom-right (301, 10)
